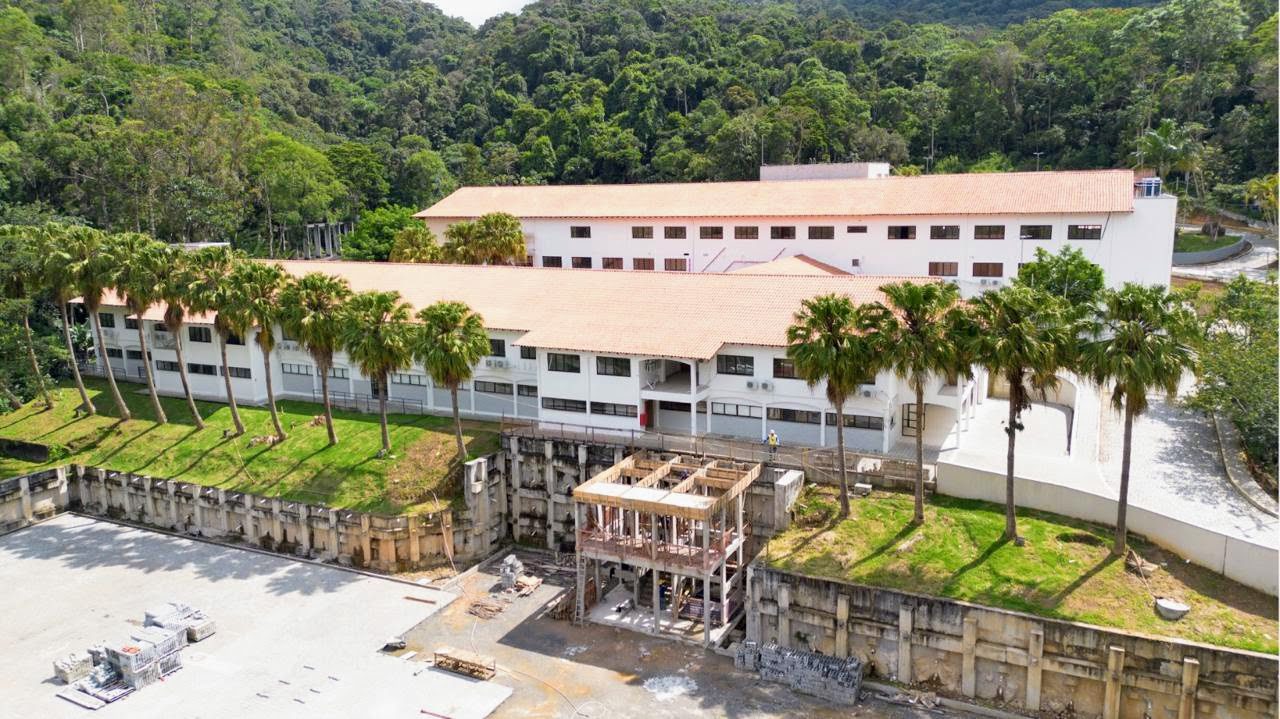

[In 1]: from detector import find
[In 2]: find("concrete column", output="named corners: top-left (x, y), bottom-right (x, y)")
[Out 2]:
top-left (298, 506), bottom-right (311, 553)
top-left (651, 568), bottom-right (661, 634)
top-left (270, 499), bottom-right (283, 543)
top-left (896, 605), bottom-right (913, 684)
top-left (359, 515), bottom-right (372, 565)
top-left (408, 520), bottom-right (420, 564)
top-left (18, 476), bottom-right (33, 522)
top-left (777, 583), bottom-right (791, 649)
top-left (819, 410), bottom-right (826, 447)
top-left (961, 616), bottom-right (977, 697)
top-left (1026, 626), bottom-right (1044, 711)
top-left (119, 480), bottom-right (132, 517)
top-left (1102, 646), bottom-right (1125, 719)
top-left (217, 490), bottom-right (229, 533)
top-left (574, 503), bottom-right (584, 623)
top-left (380, 536), bottom-right (396, 568)
top-left (1178, 658), bottom-right (1200, 719)
top-left (166, 482), bottom-right (178, 528)
top-left (760, 404), bottom-right (768, 441)
top-left (689, 364), bottom-right (696, 436)
top-left (192, 496), bottom-right (203, 532)
top-left (835, 594), bottom-right (849, 658)
top-left (510, 454), bottom-right (522, 540)
top-left (97, 471), bottom-right (108, 511)
top-left (244, 508), bottom-right (256, 542)
top-left (702, 516), bottom-right (712, 645)
top-left (881, 409), bottom-right (894, 453)
top-left (328, 512), bottom-right (340, 559)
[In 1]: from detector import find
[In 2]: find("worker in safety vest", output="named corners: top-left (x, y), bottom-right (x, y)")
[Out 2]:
top-left (766, 429), bottom-right (779, 457)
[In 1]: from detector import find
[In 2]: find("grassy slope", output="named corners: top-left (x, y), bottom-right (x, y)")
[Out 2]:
top-left (1174, 231), bottom-right (1239, 253)
top-left (765, 486), bottom-right (1277, 654)
top-left (0, 381), bottom-right (500, 514)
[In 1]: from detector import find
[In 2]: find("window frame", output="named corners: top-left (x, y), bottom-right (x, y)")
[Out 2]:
top-left (631, 226), bottom-right (654, 239)
top-left (590, 401), bottom-right (638, 417)
top-left (663, 226), bottom-right (687, 239)
top-left (602, 257), bottom-right (623, 270)
top-left (632, 258), bottom-right (654, 271)
top-left (928, 261), bottom-right (959, 277)
top-left (734, 226), bottom-right (759, 240)
top-left (974, 225), bottom-right (1005, 240)
top-left (547, 352), bottom-right (581, 373)
top-left (541, 256), bottom-right (563, 268)
top-left (887, 225), bottom-right (916, 240)
top-left (663, 257), bottom-right (688, 272)
top-left (595, 356), bottom-right (631, 377)
top-left (517, 384), bottom-right (538, 397)
top-left (770, 225), bottom-right (796, 240)
top-left (808, 225), bottom-right (835, 240)
top-left (98, 312), bottom-right (116, 328)
top-left (488, 338), bottom-right (506, 357)
top-left (519, 346), bottom-right (536, 360)
top-left (474, 380), bottom-right (514, 395)
top-left (772, 357), bottom-right (798, 379)
top-left (930, 225), bottom-right (960, 240)
top-left (155, 360), bottom-right (181, 373)
top-left (569, 225), bottom-right (591, 238)
top-left (188, 326), bottom-right (212, 343)
top-left (972, 262), bottom-right (1005, 278)
top-left (541, 396), bottom-right (587, 413)
top-left (1068, 224), bottom-right (1103, 240)
top-left (847, 225), bottom-right (868, 234)
top-left (1019, 224), bottom-right (1053, 240)
top-left (716, 354), bottom-right (755, 376)
top-left (187, 362), bottom-right (217, 376)
top-left (571, 256), bottom-right (593, 269)
top-left (699, 226), bottom-right (724, 240)
top-left (391, 372), bottom-right (427, 386)
top-left (282, 362), bottom-right (312, 376)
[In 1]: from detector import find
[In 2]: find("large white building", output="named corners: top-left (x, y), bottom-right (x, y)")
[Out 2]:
top-left (415, 168), bottom-right (1176, 292)
top-left (86, 261), bottom-right (983, 455)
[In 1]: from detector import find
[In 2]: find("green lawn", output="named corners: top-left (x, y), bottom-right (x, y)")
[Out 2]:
top-left (0, 380), bottom-right (500, 514)
top-left (1174, 231), bottom-right (1239, 253)
top-left (765, 485), bottom-right (1278, 654)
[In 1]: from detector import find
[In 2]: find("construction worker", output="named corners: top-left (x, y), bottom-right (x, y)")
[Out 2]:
top-left (766, 429), bottom-right (779, 458)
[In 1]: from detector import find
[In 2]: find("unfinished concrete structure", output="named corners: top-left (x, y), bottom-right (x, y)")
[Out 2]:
top-left (572, 452), bottom-right (761, 646)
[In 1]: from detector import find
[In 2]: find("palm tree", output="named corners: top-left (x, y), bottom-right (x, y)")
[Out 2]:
top-left (0, 225), bottom-right (53, 409)
top-left (279, 272), bottom-right (352, 445)
top-left (188, 246), bottom-right (248, 435)
top-left (786, 294), bottom-right (877, 517)
top-left (108, 232), bottom-right (169, 424)
top-left (865, 281), bottom-right (967, 524)
top-left (67, 224), bottom-right (131, 421)
top-left (413, 300), bottom-right (490, 460)
top-left (968, 286), bottom-right (1078, 541)
top-left (339, 291), bottom-right (413, 455)
top-left (1080, 283), bottom-right (1197, 556)
top-left (231, 261), bottom-right (288, 441)
top-left (157, 246), bottom-right (205, 429)
top-left (32, 223), bottom-right (95, 414)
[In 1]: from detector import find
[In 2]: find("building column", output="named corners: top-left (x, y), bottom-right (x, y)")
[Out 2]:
top-left (688, 363), bottom-right (697, 436)
top-left (328, 512), bottom-right (340, 559)
top-left (218, 489), bottom-right (230, 533)
top-left (270, 499), bottom-right (283, 543)
top-left (702, 519), bottom-right (711, 646)
top-left (819, 409), bottom-right (827, 447)
top-left (298, 506), bottom-right (311, 553)
top-left (760, 404), bottom-right (768, 441)
top-left (1102, 646), bottom-right (1125, 719)
top-left (881, 408), bottom-right (894, 453)
top-left (896, 604), bottom-right (913, 683)
top-left (17, 476), bottom-right (33, 522)
top-left (1178, 658), bottom-right (1200, 719)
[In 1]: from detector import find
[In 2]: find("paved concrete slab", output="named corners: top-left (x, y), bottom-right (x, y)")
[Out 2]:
top-left (0, 514), bottom-right (510, 719)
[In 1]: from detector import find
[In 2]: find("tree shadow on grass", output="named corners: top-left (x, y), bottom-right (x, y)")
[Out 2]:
top-left (32, 415), bottom-right (91, 440)
top-left (91, 422), bottom-right (161, 465)
top-left (123, 426), bottom-right (202, 472)
top-left (1042, 554), bottom-right (1118, 609)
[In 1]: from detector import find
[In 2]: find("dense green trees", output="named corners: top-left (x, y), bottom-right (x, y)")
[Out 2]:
top-left (0, 0), bottom-right (1273, 249)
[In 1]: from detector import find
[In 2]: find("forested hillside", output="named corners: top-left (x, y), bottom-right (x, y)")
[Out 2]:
top-left (832, 0), bottom-right (1159, 26)
top-left (0, 0), bottom-right (1274, 252)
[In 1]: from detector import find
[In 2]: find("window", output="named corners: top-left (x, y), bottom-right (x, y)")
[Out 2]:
top-left (664, 258), bottom-right (688, 272)
top-left (928, 262), bottom-right (959, 277)
top-left (547, 353), bottom-right (580, 373)
top-left (125, 317), bottom-right (139, 330)
top-left (154, 323), bottom-right (169, 333)
top-left (517, 384), bottom-right (538, 397)
top-left (823, 413), bottom-right (885, 430)
top-left (847, 225), bottom-right (867, 234)
top-left (632, 226), bottom-right (654, 239)
top-left (155, 360), bottom-right (181, 372)
top-left (716, 354), bottom-right (754, 376)
top-left (282, 363), bottom-right (312, 375)
top-left (770, 225), bottom-right (796, 240)
top-left (974, 225), bottom-right (1005, 240)
top-left (188, 326), bottom-right (212, 343)
top-left (596, 356), bottom-right (631, 377)
top-left (225, 366), bottom-right (251, 379)
top-left (126, 349), bottom-right (147, 361)
top-left (328, 367), bottom-right (350, 379)
top-left (1020, 225), bottom-right (1052, 240)
top-left (658, 401), bottom-right (691, 412)
top-left (226, 333), bottom-right (244, 346)
top-left (888, 226), bottom-right (916, 240)
top-left (711, 402), bottom-right (763, 418)
top-left (602, 257), bottom-right (623, 269)
top-left (851, 259), bottom-right (861, 268)
top-left (591, 401), bottom-right (637, 417)
top-left (188, 363), bottom-right (217, 376)
top-left (767, 407), bottom-right (821, 425)
top-left (973, 262), bottom-right (1005, 278)
top-left (105, 348), bottom-right (123, 359)
top-left (569, 226), bottom-right (591, 238)
top-left (772, 358), bottom-right (797, 379)
top-left (930, 225), bottom-right (960, 240)
top-left (98, 313), bottom-right (115, 328)
top-left (1068, 224), bottom-right (1103, 240)
top-left (542, 256), bottom-right (562, 268)
top-left (699, 226), bottom-right (724, 240)
top-left (391, 373), bottom-right (427, 386)
top-left (734, 226), bottom-right (759, 240)
top-left (489, 338), bottom-right (506, 357)
top-left (664, 226), bottom-right (686, 239)
top-left (520, 346), bottom-right (536, 360)
top-left (571, 256), bottom-right (593, 269)
top-left (542, 397), bottom-right (586, 413)
top-left (632, 258), bottom-right (654, 271)
top-left (808, 226), bottom-right (835, 240)
top-left (475, 380), bottom-right (513, 395)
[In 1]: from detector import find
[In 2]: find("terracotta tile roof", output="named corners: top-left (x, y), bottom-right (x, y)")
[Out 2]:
top-left (729, 255), bottom-right (850, 276)
top-left (265, 261), bottom-right (920, 360)
top-left (414, 169), bottom-right (1136, 220)
top-left (77, 292), bottom-right (215, 325)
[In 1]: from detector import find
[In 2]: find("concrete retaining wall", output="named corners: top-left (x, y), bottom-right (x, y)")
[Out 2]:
top-left (936, 462), bottom-right (1279, 596)
top-left (0, 438), bottom-right (53, 462)
top-left (747, 564), bottom-right (1278, 719)
top-left (1172, 238), bottom-right (1250, 266)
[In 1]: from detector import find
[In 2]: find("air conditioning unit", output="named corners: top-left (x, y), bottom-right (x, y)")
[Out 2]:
top-left (861, 389), bottom-right (873, 398)
top-left (746, 380), bottom-right (757, 390)
top-left (485, 358), bottom-right (508, 369)
top-left (760, 381), bottom-right (773, 391)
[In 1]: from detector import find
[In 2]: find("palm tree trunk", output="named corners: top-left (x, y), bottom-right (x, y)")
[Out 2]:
top-left (1112, 405), bottom-right (1136, 557)
top-left (377, 374), bottom-right (391, 453)
top-left (91, 310), bottom-right (131, 421)
top-left (172, 324), bottom-right (204, 429)
top-left (60, 302), bottom-right (94, 415)
top-left (1004, 385), bottom-right (1019, 540)
top-left (135, 319), bottom-right (167, 423)
top-left (0, 381), bottom-right (21, 410)
top-left (913, 381), bottom-right (925, 524)
top-left (260, 338), bottom-right (286, 441)
top-left (450, 385), bottom-right (466, 459)
top-left (21, 313), bottom-right (52, 409)
top-left (319, 362), bottom-right (336, 445)
top-left (219, 334), bottom-right (245, 435)
top-left (835, 406), bottom-right (850, 517)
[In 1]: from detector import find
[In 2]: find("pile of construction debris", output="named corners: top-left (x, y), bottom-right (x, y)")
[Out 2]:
top-left (735, 641), bottom-right (863, 705)
top-left (53, 601), bottom-right (216, 710)
top-left (498, 554), bottom-right (545, 597)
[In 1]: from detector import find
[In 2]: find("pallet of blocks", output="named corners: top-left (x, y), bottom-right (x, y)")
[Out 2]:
top-left (433, 646), bottom-right (496, 680)
top-left (145, 600), bottom-right (217, 642)
top-left (735, 641), bottom-right (864, 705)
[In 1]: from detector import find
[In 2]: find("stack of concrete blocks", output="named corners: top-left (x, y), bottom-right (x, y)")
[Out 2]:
top-left (499, 554), bottom-right (524, 590)
top-left (736, 641), bottom-right (863, 705)
top-left (145, 601), bottom-right (217, 643)
top-left (52, 652), bottom-right (92, 684)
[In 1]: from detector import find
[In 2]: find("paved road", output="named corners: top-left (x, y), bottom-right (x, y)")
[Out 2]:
top-left (1172, 224), bottom-right (1277, 283)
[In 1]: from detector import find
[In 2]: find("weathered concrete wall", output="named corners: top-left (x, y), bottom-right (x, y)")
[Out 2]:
top-left (1172, 238), bottom-right (1250, 266)
top-left (0, 468), bottom-right (67, 531)
top-left (0, 437), bottom-right (53, 462)
top-left (747, 564), bottom-right (1278, 719)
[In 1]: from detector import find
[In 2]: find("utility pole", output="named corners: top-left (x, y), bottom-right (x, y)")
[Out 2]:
top-left (1033, 151), bottom-right (1044, 171)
